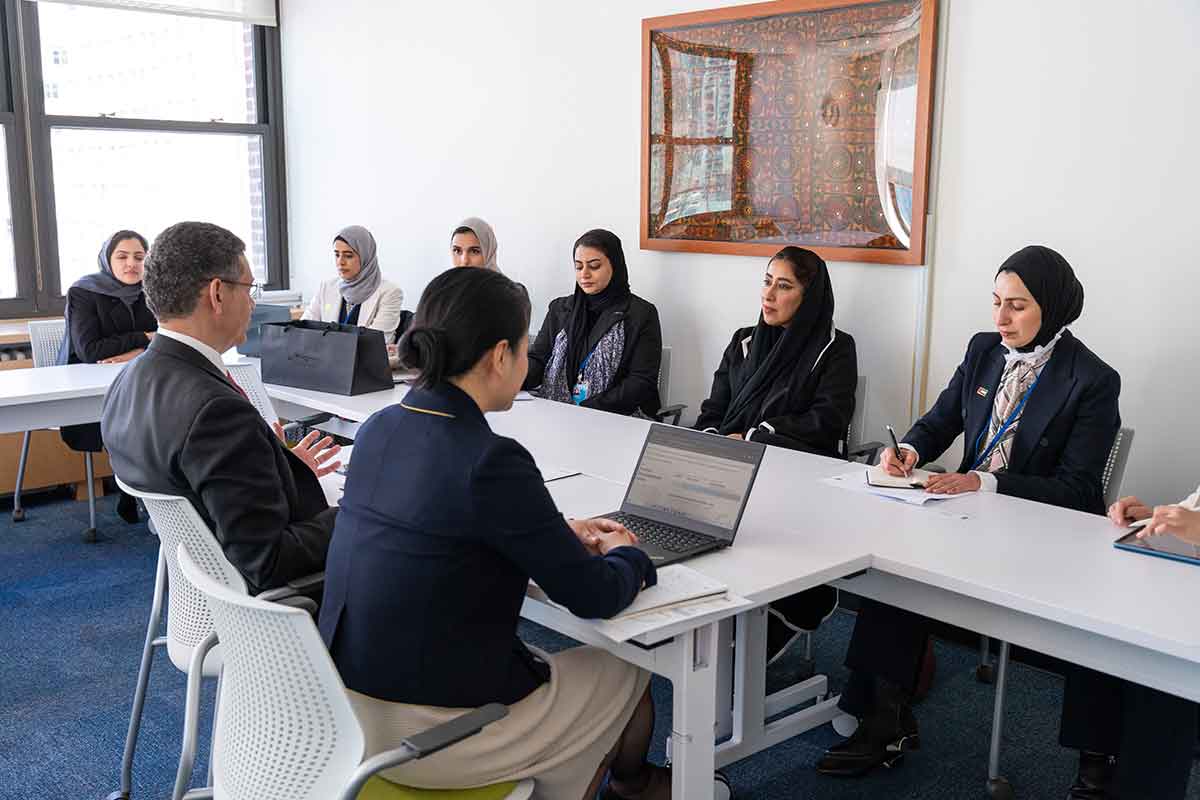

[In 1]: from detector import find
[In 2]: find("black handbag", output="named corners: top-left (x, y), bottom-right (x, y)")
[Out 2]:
top-left (260, 320), bottom-right (392, 396)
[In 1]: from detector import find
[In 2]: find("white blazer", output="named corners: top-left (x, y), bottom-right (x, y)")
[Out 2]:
top-left (302, 278), bottom-right (404, 337)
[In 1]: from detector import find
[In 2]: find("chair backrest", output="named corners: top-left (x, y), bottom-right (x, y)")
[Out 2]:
top-left (227, 362), bottom-right (278, 423)
top-left (1102, 427), bottom-right (1135, 508)
top-left (115, 475), bottom-right (247, 672)
top-left (176, 543), bottom-right (365, 800)
top-left (28, 319), bottom-right (66, 368)
top-left (847, 375), bottom-right (868, 453)
top-left (658, 346), bottom-right (672, 405)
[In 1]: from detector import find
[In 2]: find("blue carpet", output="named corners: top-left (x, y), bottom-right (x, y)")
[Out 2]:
top-left (2, 491), bottom-right (1196, 799)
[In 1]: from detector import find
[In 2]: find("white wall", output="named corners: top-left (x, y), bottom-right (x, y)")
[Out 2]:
top-left (280, 0), bottom-right (1200, 504)
top-left (278, 0), bottom-right (923, 443)
top-left (924, 0), bottom-right (1200, 502)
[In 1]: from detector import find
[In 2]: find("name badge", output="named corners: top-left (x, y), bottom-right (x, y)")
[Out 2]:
top-left (571, 380), bottom-right (590, 405)
top-left (976, 386), bottom-right (989, 398)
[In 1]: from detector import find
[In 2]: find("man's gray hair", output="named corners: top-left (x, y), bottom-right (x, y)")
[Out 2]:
top-left (144, 221), bottom-right (246, 319)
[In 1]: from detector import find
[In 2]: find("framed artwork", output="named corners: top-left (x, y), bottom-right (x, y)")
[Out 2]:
top-left (641, 0), bottom-right (938, 265)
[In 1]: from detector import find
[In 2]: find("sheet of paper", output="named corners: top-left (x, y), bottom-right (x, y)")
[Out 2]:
top-left (515, 391), bottom-right (536, 401)
top-left (864, 464), bottom-right (935, 489)
top-left (615, 564), bottom-right (727, 617)
top-left (593, 592), bottom-right (753, 643)
top-left (824, 469), bottom-right (974, 506)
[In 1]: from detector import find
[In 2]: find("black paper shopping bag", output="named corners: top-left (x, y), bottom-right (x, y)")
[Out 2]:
top-left (260, 320), bottom-right (392, 395)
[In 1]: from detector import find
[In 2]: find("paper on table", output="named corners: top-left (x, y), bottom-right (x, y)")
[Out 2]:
top-left (617, 564), bottom-right (727, 617)
top-left (593, 592), bottom-right (752, 642)
top-left (825, 469), bottom-right (974, 506)
top-left (515, 391), bottom-right (536, 401)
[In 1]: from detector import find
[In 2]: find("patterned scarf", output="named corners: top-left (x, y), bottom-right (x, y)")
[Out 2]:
top-left (540, 323), bottom-right (625, 405)
top-left (977, 340), bottom-right (1059, 473)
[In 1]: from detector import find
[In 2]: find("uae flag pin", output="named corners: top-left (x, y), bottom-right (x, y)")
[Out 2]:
top-left (976, 386), bottom-right (989, 397)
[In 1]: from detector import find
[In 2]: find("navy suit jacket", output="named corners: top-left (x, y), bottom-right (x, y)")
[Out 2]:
top-left (318, 382), bottom-right (657, 708)
top-left (904, 331), bottom-right (1120, 514)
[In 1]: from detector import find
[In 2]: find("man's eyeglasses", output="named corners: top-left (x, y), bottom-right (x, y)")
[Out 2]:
top-left (219, 278), bottom-right (263, 300)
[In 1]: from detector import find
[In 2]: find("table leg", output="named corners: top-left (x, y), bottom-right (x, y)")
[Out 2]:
top-left (670, 623), bottom-right (719, 799)
top-left (986, 640), bottom-right (1014, 800)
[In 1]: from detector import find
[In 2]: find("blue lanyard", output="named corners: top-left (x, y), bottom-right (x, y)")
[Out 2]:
top-left (576, 348), bottom-right (596, 383)
top-left (339, 302), bottom-right (358, 325)
top-left (970, 369), bottom-right (1043, 471)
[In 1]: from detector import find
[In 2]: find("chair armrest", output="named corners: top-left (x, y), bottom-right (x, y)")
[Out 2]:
top-left (846, 440), bottom-right (884, 464)
top-left (257, 571), bottom-right (325, 604)
top-left (337, 704), bottom-right (509, 800)
top-left (653, 403), bottom-right (688, 426)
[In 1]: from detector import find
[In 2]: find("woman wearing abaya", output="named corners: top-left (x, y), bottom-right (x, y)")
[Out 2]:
top-left (58, 230), bottom-right (158, 523)
top-left (450, 216), bottom-right (501, 271)
top-left (694, 246), bottom-right (858, 666)
top-left (303, 225), bottom-right (404, 335)
top-left (816, 246), bottom-right (1123, 794)
top-left (525, 229), bottom-right (662, 417)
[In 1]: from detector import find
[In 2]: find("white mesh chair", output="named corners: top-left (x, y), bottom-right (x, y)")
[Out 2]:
top-left (651, 346), bottom-right (687, 425)
top-left (107, 477), bottom-right (320, 800)
top-left (972, 427), bottom-right (1136, 799)
top-left (226, 362), bottom-right (279, 424)
top-left (13, 319), bottom-right (101, 541)
top-left (174, 543), bottom-right (534, 800)
top-left (844, 375), bottom-right (885, 462)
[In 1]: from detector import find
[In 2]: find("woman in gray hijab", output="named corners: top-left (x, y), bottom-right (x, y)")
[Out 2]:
top-left (303, 225), bottom-right (404, 335)
top-left (59, 229), bottom-right (158, 523)
top-left (450, 217), bottom-right (501, 271)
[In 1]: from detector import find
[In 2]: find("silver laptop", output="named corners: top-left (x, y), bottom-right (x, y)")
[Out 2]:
top-left (603, 424), bottom-right (766, 566)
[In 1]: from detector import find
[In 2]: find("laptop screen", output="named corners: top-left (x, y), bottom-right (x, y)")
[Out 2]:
top-left (621, 424), bottom-right (766, 542)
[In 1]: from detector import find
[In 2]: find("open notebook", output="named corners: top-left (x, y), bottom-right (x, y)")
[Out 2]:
top-left (865, 464), bottom-right (935, 490)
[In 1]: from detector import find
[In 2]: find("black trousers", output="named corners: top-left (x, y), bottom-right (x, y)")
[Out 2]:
top-left (837, 598), bottom-right (928, 716)
top-left (1061, 665), bottom-right (1196, 799)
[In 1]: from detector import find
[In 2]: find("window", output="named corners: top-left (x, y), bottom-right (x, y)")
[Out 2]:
top-left (0, 1), bottom-right (288, 317)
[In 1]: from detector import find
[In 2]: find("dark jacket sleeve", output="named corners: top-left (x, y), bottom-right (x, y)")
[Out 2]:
top-left (584, 302), bottom-right (663, 417)
top-left (754, 333), bottom-right (858, 455)
top-left (695, 329), bottom-right (742, 432)
top-left (179, 395), bottom-right (335, 593)
top-left (994, 368), bottom-right (1120, 514)
top-left (523, 299), bottom-right (562, 390)
top-left (903, 335), bottom-right (985, 463)
top-left (473, 438), bottom-right (656, 619)
top-left (67, 288), bottom-right (151, 363)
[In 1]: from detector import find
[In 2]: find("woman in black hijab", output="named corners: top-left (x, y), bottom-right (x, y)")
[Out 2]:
top-left (818, 245), bottom-right (1123, 792)
top-left (59, 230), bottom-right (158, 523)
top-left (695, 246), bottom-right (858, 667)
top-left (525, 229), bottom-right (662, 416)
top-left (695, 246), bottom-right (857, 456)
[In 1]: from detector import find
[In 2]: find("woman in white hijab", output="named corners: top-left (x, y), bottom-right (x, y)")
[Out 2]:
top-left (303, 225), bottom-right (404, 335)
top-left (450, 217), bottom-right (501, 271)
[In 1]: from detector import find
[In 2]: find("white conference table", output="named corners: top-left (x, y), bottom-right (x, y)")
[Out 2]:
top-left (6, 363), bottom-right (1200, 798)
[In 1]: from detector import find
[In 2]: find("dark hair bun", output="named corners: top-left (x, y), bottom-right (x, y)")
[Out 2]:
top-left (399, 326), bottom-right (449, 384)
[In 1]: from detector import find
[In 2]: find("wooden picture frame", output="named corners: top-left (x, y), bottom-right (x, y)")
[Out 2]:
top-left (640, 0), bottom-right (938, 265)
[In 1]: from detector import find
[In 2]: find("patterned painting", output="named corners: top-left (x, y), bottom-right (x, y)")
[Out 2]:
top-left (642, 0), bottom-right (935, 264)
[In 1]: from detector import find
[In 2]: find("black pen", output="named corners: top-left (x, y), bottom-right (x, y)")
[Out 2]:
top-left (886, 425), bottom-right (909, 477)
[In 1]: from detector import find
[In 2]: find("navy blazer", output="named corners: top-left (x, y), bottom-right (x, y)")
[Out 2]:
top-left (318, 383), bottom-right (657, 708)
top-left (903, 331), bottom-right (1120, 515)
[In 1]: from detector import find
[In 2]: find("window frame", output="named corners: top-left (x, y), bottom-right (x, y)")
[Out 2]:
top-left (0, 0), bottom-right (289, 318)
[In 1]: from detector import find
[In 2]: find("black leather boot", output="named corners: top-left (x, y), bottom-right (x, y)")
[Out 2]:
top-left (1067, 750), bottom-right (1116, 799)
top-left (817, 677), bottom-right (919, 777)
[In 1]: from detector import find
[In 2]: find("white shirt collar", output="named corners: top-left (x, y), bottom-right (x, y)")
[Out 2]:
top-left (156, 327), bottom-right (228, 376)
top-left (1001, 327), bottom-right (1067, 367)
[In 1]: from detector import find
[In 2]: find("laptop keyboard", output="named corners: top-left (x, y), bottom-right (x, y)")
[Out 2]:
top-left (609, 512), bottom-right (714, 554)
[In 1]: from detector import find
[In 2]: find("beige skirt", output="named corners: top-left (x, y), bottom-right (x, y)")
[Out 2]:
top-left (348, 646), bottom-right (650, 800)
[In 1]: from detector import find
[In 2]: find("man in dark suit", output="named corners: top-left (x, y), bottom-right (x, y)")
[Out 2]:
top-left (102, 221), bottom-right (341, 593)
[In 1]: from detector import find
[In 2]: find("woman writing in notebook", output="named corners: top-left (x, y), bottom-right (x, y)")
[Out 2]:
top-left (525, 229), bottom-right (662, 417)
top-left (818, 246), bottom-right (1123, 798)
top-left (695, 245), bottom-right (857, 663)
top-left (320, 267), bottom-right (677, 800)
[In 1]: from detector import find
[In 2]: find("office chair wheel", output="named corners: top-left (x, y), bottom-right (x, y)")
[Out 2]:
top-left (976, 663), bottom-right (995, 683)
top-left (832, 712), bottom-right (859, 737)
top-left (103, 791), bottom-right (131, 800)
top-left (82, 527), bottom-right (97, 543)
top-left (986, 776), bottom-right (1014, 800)
top-left (11, 507), bottom-right (25, 522)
